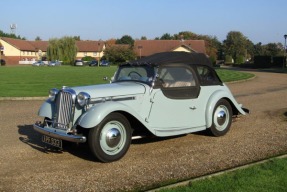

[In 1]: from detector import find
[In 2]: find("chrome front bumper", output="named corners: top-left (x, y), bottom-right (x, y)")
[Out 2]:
top-left (33, 123), bottom-right (87, 143)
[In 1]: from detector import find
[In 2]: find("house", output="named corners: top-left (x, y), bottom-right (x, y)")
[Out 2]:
top-left (0, 37), bottom-right (49, 65)
top-left (134, 40), bottom-right (206, 59)
top-left (75, 41), bottom-right (105, 60)
top-left (0, 37), bottom-right (206, 65)
top-left (0, 37), bottom-right (105, 65)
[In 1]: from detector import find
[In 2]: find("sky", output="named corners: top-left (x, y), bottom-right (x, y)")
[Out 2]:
top-left (1, 0), bottom-right (286, 45)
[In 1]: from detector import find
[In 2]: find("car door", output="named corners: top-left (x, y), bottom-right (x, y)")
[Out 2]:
top-left (147, 64), bottom-right (206, 134)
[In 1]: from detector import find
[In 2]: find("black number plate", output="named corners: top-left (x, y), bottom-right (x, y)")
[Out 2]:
top-left (42, 135), bottom-right (62, 148)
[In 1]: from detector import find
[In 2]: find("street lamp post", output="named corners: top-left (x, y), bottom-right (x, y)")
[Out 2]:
top-left (284, 34), bottom-right (287, 68)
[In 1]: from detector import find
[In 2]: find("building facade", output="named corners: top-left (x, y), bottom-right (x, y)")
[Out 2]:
top-left (0, 37), bottom-right (206, 65)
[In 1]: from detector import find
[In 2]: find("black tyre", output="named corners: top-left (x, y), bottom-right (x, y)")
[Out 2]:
top-left (88, 113), bottom-right (131, 162)
top-left (209, 99), bottom-right (232, 137)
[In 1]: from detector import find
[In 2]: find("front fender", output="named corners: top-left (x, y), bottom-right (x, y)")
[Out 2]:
top-left (206, 89), bottom-right (246, 128)
top-left (77, 101), bottom-right (144, 128)
top-left (38, 99), bottom-right (54, 119)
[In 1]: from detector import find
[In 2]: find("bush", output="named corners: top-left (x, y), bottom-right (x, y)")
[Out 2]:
top-left (225, 55), bottom-right (233, 64)
top-left (254, 56), bottom-right (272, 68)
top-left (82, 56), bottom-right (95, 62)
top-left (236, 55), bottom-right (246, 64)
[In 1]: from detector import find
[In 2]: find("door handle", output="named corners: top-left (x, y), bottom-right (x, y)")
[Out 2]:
top-left (190, 106), bottom-right (196, 110)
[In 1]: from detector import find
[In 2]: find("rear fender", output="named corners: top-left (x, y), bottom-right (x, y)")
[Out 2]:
top-left (206, 90), bottom-right (246, 128)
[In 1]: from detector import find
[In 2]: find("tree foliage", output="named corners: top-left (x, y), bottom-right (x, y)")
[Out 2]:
top-left (46, 36), bottom-right (78, 65)
top-left (104, 45), bottom-right (136, 63)
top-left (262, 43), bottom-right (283, 56)
top-left (35, 36), bottom-right (42, 41)
top-left (0, 30), bottom-right (25, 40)
top-left (116, 35), bottom-right (134, 46)
top-left (160, 33), bottom-right (174, 40)
top-left (223, 31), bottom-right (249, 64)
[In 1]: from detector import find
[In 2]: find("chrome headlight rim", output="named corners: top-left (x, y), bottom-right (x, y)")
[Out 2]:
top-left (77, 92), bottom-right (91, 107)
top-left (49, 88), bottom-right (59, 101)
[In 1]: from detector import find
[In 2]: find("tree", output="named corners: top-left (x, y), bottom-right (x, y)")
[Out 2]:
top-left (35, 36), bottom-right (42, 41)
top-left (46, 36), bottom-right (77, 65)
top-left (254, 42), bottom-right (264, 56)
top-left (116, 35), bottom-right (134, 47)
top-left (160, 33), bottom-right (174, 40)
top-left (174, 31), bottom-right (198, 40)
top-left (223, 31), bottom-right (249, 64)
top-left (262, 43), bottom-right (283, 56)
top-left (73, 36), bottom-right (81, 41)
top-left (140, 36), bottom-right (147, 40)
top-left (105, 38), bottom-right (117, 47)
top-left (0, 29), bottom-right (25, 39)
top-left (104, 45), bottom-right (136, 63)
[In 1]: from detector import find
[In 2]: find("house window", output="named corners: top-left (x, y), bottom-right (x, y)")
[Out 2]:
top-left (84, 52), bottom-right (87, 56)
top-left (93, 52), bottom-right (97, 56)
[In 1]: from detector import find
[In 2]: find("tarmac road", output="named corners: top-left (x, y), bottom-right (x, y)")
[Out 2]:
top-left (0, 70), bottom-right (287, 192)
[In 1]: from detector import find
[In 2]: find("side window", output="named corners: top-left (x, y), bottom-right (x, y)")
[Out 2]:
top-left (157, 66), bottom-right (200, 99)
top-left (159, 67), bottom-right (196, 88)
top-left (196, 66), bottom-right (221, 85)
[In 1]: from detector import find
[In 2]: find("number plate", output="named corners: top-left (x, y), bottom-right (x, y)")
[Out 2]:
top-left (42, 135), bottom-right (62, 148)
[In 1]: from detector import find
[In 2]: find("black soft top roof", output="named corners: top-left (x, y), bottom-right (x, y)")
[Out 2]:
top-left (128, 52), bottom-right (212, 67)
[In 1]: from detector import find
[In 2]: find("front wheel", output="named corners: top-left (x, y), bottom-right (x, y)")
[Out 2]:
top-left (209, 99), bottom-right (232, 137)
top-left (88, 113), bottom-right (132, 162)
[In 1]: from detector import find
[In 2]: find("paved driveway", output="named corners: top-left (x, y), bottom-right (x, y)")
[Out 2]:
top-left (0, 70), bottom-right (287, 192)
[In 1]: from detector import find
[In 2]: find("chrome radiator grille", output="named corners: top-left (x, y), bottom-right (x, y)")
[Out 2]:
top-left (55, 91), bottom-right (74, 129)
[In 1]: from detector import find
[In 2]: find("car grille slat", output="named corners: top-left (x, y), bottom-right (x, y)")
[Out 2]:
top-left (55, 91), bottom-right (74, 130)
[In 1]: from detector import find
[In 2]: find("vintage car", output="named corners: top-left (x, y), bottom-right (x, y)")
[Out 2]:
top-left (33, 52), bottom-right (249, 162)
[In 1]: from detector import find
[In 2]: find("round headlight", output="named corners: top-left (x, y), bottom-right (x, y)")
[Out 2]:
top-left (49, 88), bottom-right (59, 101)
top-left (77, 92), bottom-right (90, 107)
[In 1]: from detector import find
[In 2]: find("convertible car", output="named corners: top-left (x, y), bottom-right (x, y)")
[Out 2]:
top-left (33, 52), bottom-right (249, 162)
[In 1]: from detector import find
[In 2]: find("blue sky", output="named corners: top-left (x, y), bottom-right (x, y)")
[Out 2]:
top-left (1, 0), bottom-right (286, 44)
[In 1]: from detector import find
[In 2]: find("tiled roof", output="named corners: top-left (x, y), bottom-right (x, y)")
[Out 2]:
top-left (29, 41), bottom-right (49, 51)
top-left (0, 37), bottom-right (104, 52)
top-left (76, 41), bottom-right (105, 52)
top-left (1, 38), bottom-right (206, 57)
top-left (134, 40), bottom-right (206, 57)
top-left (1, 37), bottom-right (37, 51)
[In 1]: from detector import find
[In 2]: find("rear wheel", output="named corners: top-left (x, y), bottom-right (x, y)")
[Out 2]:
top-left (209, 99), bottom-right (232, 136)
top-left (88, 113), bottom-right (131, 162)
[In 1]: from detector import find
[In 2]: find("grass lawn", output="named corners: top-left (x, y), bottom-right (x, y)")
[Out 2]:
top-left (158, 157), bottom-right (287, 192)
top-left (0, 65), bottom-right (117, 97)
top-left (0, 65), bottom-right (254, 97)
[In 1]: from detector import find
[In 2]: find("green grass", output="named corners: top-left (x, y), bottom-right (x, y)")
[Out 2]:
top-left (0, 66), bottom-right (254, 97)
top-left (0, 66), bottom-right (117, 97)
top-left (216, 69), bottom-right (255, 82)
top-left (159, 157), bottom-right (287, 192)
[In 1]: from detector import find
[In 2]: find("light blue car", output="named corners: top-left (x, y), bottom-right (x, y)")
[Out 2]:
top-left (33, 52), bottom-right (249, 162)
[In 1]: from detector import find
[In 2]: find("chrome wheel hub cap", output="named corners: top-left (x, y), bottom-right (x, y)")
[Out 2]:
top-left (217, 110), bottom-right (227, 126)
top-left (214, 105), bottom-right (229, 131)
top-left (106, 128), bottom-right (121, 148)
top-left (100, 121), bottom-right (126, 155)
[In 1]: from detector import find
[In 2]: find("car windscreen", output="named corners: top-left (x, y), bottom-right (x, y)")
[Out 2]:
top-left (113, 65), bottom-right (156, 85)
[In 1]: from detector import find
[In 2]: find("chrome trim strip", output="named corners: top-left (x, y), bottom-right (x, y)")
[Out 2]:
top-left (89, 96), bottom-right (136, 104)
top-left (33, 124), bottom-right (86, 143)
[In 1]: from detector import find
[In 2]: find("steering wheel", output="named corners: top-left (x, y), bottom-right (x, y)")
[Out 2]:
top-left (128, 71), bottom-right (142, 79)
